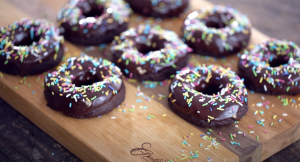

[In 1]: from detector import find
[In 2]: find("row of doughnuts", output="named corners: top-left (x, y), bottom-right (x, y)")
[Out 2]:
top-left (1, 0), bottom-right (299, 127)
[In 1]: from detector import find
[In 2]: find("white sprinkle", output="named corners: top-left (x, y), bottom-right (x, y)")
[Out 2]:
top-left (111, 117), bottom-right (116, 119)
top-left (66, 94), bottom-right (71, 98)
top-left (283, 113), bottom-right (287, 116)
top-left (235, 125), bottom-right (238, 128)
top-left (181, 149), bottom-right (184, 152)
top-left (261, 119), bottom-right (265, 121)
top-left (250, 131), bottom-right (254, 134)
top-left (264, 85), bottom-right (267, 91)
top-left (238, 131), bottom-right (243, 134)
top-left (256, 103), bottom-right (263, 107)
top-left (205, 148), bottom-right (209, 150)
top-left (261, 96), bottom-right (265, 100)
top-left (197, 111), bottom-right (200, 113)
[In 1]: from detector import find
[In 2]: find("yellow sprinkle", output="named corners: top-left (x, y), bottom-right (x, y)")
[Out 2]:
top-left (232, 115), bottom-right (236, 118)
top-left (208, 116), bottom-right (214, 119)
top-left (181, 156), bottom-right (188, 161)
top-left (162, 114), bottom-right (166, 117)
top-left (273, 115), bottom-right (277, 119)
top-left (52, 92), bottom-right (54, 95)
top-left (190, 133), bottom-right (193, 135)
top-left (172, 99), bottom-right (176, 102)
top-left (39, 59), bottom-right (42, 63)
top-left (259, 77), bottom-right (263, 83)
top-left (151, 95), bottom-right (155, 98)
top-left (169, 93), bottom-right (172, 98)
top-left (54, 53), bottom-right (57, 60)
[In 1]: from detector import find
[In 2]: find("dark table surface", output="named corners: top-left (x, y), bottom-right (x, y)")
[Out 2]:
top-left (1, 0), bottom-right (300, 161)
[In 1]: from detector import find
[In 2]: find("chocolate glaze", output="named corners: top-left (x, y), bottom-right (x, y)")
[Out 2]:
top-left (168, 66), bottom-right (248, 127)
top-left (111, 25), bottom-right (191, 81)
top-left (44, 56), bottom-right (125, 118)
top-left (57, 0), bottom-right (131, 45)
top-left (238, 39), bottom-right (300, 95)
top-left (0, 19), bottom-right (64, 77)
top-left (125, 0), bottom-right (190, 18)
top-left (183, 6), bottom-right (251, 57)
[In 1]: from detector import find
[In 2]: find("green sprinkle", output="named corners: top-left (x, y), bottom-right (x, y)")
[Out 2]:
top-left (72, 27), bottom-right (78, 31)
top-left (148, 114), bottom-right (155, 118)
top-left (257, 136), bottom-right (259, 141)
top-left (209, 129), bottom-right (212, 132)
top-left (91, 96), bottom-right (97, 100)
top-left (15, 86), bottom-right (18, 89)
top-left (230, 134), bottom-right (233, 140)
top-left (36, 77), bottom-right (40, 82)
top-left (286, 87), bottom-right (290, 92)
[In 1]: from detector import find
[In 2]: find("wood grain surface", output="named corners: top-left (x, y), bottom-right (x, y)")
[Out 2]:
top-left (0, 0), bottom-right (300, 162)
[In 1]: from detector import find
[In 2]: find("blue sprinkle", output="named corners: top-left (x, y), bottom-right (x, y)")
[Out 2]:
top-left (69, 103), bottom-right (72, 108)
top-left (124, 69), bottom-right (129, 74)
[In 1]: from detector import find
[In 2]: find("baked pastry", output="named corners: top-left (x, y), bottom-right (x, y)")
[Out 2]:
top-left (183, 5), bottom-right (251, 57)
top-left (0, 19), bottom-right (64, 76)
top-left (44, 55), bottom-right (125, 118)
top-left (111, 25), bottom-right (191, 81)
top-left (169, 65), bottom-right (248, 127)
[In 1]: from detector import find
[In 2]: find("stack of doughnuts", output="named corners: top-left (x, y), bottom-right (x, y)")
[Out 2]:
top-left (2, 0), bottom-right (297, 128)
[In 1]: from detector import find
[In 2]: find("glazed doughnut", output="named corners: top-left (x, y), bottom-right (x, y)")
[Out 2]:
top-left (238, 39), bottom-right (300, 95)
top-left (44, 55), bottom-right (125, 118)
top-left (111, 25), bottom-right (191, 81)
top-left (183, 5), bottom-right (251, 57)
top-left (125, 0), bottom-right (190, 18)
top-left (168, 65), bottom-right (248, 127)
top-left (57, 0), bottom-right (131, 45)
top-left (0, 19), bottom-right (64, 77)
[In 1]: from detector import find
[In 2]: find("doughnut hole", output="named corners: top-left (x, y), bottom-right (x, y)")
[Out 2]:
top-left (204, 12), bottom-right (234, 29)
top-left (78, 1), bottom-right (104, 19)
top-left (195, 79), bottom-right (222, 96)
top-left (264, 44), bottom-right (294, 67)
top-left (72, 72), bottom-right (103, 87)
top-left (13, 29), bottom-right (41, 46)
top-left (135, 34), bottom-right (166, 55)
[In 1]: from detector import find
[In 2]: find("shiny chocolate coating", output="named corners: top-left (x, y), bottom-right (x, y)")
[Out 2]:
top-left (44, 55), bottom-right (125, 118)
top-left (111, 25), bottom-right (191, 81)
top-left (125, 0), bottom-right (190, 18)
top-left (57, 0), bottom-right (131, 45)
top-left (0, 19), bottom-right (64, 77)
top-left (169, 65), bottom-right (248, 127)
top-left (238, 39), bottom-right (300, 95)
top-left (183, 6), bottom-right (251, 57)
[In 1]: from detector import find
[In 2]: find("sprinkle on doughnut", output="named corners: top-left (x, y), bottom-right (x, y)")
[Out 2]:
top-left (168, 65), bottom-right (248, 127)
top-left (183, 5), bottom-right (251, 57)
top-left (111, 24), bottom-right (191, 81)
top-left (238, 38), bottom-right (300, 95)
top-left (0, 18), bottom-right (64, 76)
top-left (57, 0), bottom-right (131, 45)
top-left (44, 55), bottom-right (125, 118)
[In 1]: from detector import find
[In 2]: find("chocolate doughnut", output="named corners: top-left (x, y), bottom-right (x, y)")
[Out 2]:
top-left (238, 39), bottom-right (300, 95)
top-left (111, 25), bottom-right (191, 81)
top-left (183, 5), bottom-right (251, 57)
top-left (168, 65), bottom-right (248, 127)
top-left (57, 0), bottom-right (131, 45)
top-left (125, 0), bottom-right (190, 18)
top-left (0, 19), bottom-right (64, 77)
top-left (44, 55), bottom-right (125, 118)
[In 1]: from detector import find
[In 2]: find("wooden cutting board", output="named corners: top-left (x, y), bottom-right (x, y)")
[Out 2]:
top-left (0, 0), bottom-right (299, 161)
